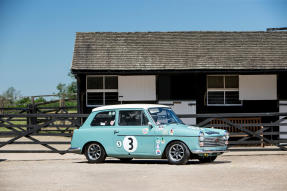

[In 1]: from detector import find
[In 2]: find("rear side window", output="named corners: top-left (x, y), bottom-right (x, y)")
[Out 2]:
top-left (118, 110), bottom-right (149, 126)
top-left (91, 111), bottom-right (116, 126)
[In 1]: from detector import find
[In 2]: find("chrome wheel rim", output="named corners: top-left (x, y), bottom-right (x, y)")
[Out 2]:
top-left (87, 144), bottom-right (101, 160)
top-left (169, 144), bottom-right (185, 161)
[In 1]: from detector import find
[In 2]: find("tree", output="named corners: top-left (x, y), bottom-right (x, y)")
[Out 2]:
top-left (67, 72), bottom-right (77, 97)
top-left (56, 83), bottom-right (67, 97)
top-left (67, 81), bottom-right (77, 98)
top-left (55, 72), bottom-right (77, 99)
top-left (15, 97), bottom-right (31, 106)
top-left (0, 87), bottom-right (21, 104)
top-left (34, 97), bottom-right (46, 103)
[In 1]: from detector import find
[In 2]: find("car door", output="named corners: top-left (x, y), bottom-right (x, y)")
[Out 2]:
top-left (112, 109), bottom-right (156, 156)
top-left (88, 110), bottom-right (117, 154)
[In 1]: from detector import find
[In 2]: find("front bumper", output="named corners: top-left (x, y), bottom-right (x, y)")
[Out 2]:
top-left (191, 149), bottom-right (228, 154)
top-left (68, 147), bottom-right (81, 154)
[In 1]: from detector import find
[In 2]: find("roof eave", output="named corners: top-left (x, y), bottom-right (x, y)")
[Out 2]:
top-left (71, 68), bottom-right (287, 75)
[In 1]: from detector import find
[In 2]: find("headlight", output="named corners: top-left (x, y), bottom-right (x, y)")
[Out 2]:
top-left (199, 131), bottom-right (204, 137)
top-left (199, 131), bottom-right (205, 146)
top-left (199, 131), bottom-right (204, 139)
top-left (199, 136), bottom-right (205, 141)
top-left (224, 132), bottom-right (230, 140)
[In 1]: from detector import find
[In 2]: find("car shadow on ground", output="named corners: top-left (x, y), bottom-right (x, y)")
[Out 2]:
top-left (0, 159), bottom-right (7, 162)
top-left (223, 153), bottom-right (287, 157)
top-left (75, 159), bottom-right (231, 165)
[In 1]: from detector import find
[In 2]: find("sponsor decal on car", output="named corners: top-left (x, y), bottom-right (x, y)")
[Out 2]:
top-left (169, 129), bottom-right (174, 135)
top-left (142, 128), bottom-right (149, 135)
top-left (116, 141), bottom-right (122, 148)
top-left (156, 149), bottom-right (161, 155)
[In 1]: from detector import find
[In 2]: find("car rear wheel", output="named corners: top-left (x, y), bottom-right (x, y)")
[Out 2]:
top-left (85, 142), bottom-right (106, 163)
top-left (198, 156), bottom-right (217, 163)
top-left (166, 141), bottom-right (190, 165)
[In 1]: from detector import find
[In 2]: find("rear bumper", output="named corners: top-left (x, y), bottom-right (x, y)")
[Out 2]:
top-left (68, 147), bottom-right (81, 154)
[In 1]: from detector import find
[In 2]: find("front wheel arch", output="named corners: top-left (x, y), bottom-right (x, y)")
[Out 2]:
top-left (165, 140), bottom-right (191, 165)
top-left (162, 140), bottom-right (191, 159)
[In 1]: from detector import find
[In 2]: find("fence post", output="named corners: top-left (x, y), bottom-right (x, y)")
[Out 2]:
top-left (27, 103), bottom-right (37, 132)
top-left (60, 96), bottom-right (66, 127)
top-left (59, 95), bottom-right (66, 112)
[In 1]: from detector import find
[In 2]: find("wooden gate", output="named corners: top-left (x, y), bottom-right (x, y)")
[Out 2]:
top-left (1, 107), bottom-right (287, 153)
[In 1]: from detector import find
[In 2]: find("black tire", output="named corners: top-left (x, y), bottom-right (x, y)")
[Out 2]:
top-left (118, 158), bottom-right (133, 162)
top-left (198, 156), bottom-right (217, 163)
top-left (84, 142), bottom-right (106, 163)
top-left (166, 141), bottom-right (190, 165)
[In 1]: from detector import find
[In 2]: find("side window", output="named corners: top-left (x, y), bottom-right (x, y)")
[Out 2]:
top-left (91, 111), bottom-right (116, 126)
top-left (119, 110), bottom-right (149, 126)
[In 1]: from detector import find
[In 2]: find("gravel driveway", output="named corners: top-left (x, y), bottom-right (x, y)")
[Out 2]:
top-left (1, 149), bottom-right (287, 191)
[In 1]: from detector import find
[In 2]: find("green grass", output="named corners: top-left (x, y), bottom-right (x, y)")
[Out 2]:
top-left (0, 119), bottom-right (27, 132)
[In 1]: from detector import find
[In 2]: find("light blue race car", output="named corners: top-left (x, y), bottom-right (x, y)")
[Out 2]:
top-left (69, 104), bottom-right (229, 165)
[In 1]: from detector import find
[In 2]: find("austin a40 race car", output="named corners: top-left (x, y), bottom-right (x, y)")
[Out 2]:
top-left (69, 104), bottom-right (229, 165)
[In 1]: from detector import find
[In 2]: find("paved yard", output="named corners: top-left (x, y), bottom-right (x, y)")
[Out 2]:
top-left (0, 150), bottom-right (287, 191)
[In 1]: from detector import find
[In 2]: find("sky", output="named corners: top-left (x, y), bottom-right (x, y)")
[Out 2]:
top-left (0, 0), bottom-right (286, 96)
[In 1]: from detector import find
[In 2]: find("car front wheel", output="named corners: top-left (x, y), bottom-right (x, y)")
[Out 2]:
top-left (166, 141), bottom-right (190, 165)
top-left (85, 142), bottom-right (106, 163)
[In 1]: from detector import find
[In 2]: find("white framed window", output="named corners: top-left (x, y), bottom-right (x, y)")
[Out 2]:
top-left (86, 75), bottom-right (118, 107)
top-left (207, 75), bottom-right (242, 106)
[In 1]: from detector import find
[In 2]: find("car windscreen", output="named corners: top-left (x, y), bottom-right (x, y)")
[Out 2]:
top-left (148, 107), bottom-right (184, 125)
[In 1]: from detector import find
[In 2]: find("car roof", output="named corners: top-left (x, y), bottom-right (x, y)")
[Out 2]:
top-left (92, 104), bottom-right (169, 112)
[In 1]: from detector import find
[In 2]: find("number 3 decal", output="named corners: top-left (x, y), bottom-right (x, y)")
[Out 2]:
top-left (123, 136), bottom-right (138, 152)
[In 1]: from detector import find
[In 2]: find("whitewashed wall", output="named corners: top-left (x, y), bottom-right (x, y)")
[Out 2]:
top-left (239, 75), bottom-right (277, 100)
top-left (118, 75), bottom-right (156, 101)
top-left (158, 100), bottom-right (196, 125)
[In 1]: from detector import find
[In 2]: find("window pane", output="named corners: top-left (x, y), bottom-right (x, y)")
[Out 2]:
top-left (119, 110), bottom-right (145, 126)
top-left (105, 76), bottom-right (118, 89)
top-left (105, 92), bottom-right (119, 105)
top-left (142, 112), bottom-right (149, 126)
top-left (225, 91), bottom-right (241, 105)
top-left (208, 91), bottom-right (224, 105)
top-left (207, 76), bottom-right (224, 88)
top-left (87, 77), bottom-right (103, 89)
top-left (87, 92), bottom-right (103, 105)
top-left (91, 111), bottom-right (116, 126)
top-left (151, 108), bottom-right (168, 124)
top-left (225, 76), bottom-right (239, 88)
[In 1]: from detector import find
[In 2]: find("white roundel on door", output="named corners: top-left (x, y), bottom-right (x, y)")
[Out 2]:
top-left (123, 136), bottom-right (138, 152)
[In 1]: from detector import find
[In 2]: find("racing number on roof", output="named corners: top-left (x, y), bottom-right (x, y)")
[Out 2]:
top-left (123, 136), bottom-right (138, 152)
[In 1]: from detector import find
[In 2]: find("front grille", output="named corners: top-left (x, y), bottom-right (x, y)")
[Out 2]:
top-left (203, 136), bottom-right (226, 147)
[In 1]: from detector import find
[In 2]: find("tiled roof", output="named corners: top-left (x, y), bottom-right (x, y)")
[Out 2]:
top-left (71, 31), bottom-right (287, 71)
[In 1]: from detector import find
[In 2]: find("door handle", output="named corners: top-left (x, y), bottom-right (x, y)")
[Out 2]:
top-left (114, 130), bottom-right (119, 134)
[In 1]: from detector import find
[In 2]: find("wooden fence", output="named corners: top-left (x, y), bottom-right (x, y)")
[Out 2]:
top-left (0, 106), bottom-right (286, 154)
top-left (178, 113), bottom-right (287, 151)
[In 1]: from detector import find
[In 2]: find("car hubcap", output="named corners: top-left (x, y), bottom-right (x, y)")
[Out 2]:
top-left (169, 144), bottom-right (184, 161)
top-left (88, 144), bottom-right (101, 160)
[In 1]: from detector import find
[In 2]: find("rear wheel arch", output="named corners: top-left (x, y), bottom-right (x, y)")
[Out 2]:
top-left (82, 141), bottom-right (106, 154)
